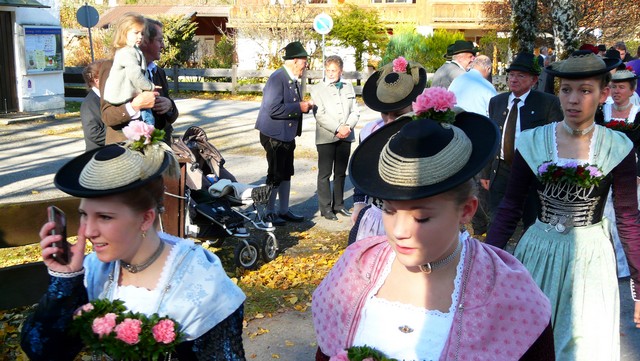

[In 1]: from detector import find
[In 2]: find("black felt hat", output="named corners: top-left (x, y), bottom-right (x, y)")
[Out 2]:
top-left (349, 112), bottom-right (499, 201)
top-left (545, 50), bottom-right (622, 79)
top-left (362, 60), bottom-right (427, 113)
top-left (506, 52), bottom-right (542, 75)
top-left (282, 41), bottom-right (309, 60)
top-left (54, 144), bottom-right (170, 198)
top-left (444, 40), bottom-right (479, 57)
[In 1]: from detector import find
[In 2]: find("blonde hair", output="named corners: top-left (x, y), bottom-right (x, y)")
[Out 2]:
top-left (112, 12), bottom-right (145, 50)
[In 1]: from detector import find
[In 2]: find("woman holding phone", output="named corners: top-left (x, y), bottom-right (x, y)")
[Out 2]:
top-left (21, 121), bottom-right (246, 360)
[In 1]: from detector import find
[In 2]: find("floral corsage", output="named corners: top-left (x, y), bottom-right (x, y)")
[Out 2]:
top-left (331, 345), bottom-right (398, 361)
top-left (412, 87), bottom-right (457, 124)
top-left (604, 120), bottom-right (638, 132)
top-left (71, 299), bottom-right (183, 360)
top-left (537, 161), bottom-right (604, 188)
top-left (122, 120), bottom-right (166, 151)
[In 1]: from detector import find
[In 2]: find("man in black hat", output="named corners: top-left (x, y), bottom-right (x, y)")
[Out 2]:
top-left (431, 40), bottom-right (478, 89)
top-left (482, 52), bottom-right (563, 232)
top-left (255, 41), bottom-right (314, 225)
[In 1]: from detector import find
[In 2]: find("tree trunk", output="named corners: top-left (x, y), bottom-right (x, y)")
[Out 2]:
top-left (550, 0), bottom-right (579, 59)
top-left (510, 0), bottom-right (537, 53)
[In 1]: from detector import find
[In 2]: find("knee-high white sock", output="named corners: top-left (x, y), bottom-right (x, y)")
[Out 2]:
top-left (278, 181), bottom-right (291, 214)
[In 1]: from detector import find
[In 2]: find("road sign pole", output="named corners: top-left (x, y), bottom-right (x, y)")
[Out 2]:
top-left (322, 34), bottom-right (325, 80)
top-left (85, 4), bottom-right (95, 62)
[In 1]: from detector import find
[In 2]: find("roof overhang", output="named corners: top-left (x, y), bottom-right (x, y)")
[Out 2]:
top-left (0, 0), bottom-right (49, 8)
top-left (97, 5), bottom-right (230, 28)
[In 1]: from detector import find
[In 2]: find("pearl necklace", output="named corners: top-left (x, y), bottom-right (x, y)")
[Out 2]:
top-left (418, 241), bottom-right (462, 274)
top-left (613, 102), bottom-right (633, 112)
top-left (121, 241), bottom-right (165, 273)
top-left (562, 121), bottom-right (595, 136)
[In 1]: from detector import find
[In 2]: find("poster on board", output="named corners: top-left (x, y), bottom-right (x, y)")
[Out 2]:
top-left (24, 26), bottom-right (64, 74)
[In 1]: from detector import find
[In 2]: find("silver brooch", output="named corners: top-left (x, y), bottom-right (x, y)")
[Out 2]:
top-left (398, 325), bottom-right (414, 333)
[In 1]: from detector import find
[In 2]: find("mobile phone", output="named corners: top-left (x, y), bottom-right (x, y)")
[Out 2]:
top-left (47, 205), bottom-right (69, 265)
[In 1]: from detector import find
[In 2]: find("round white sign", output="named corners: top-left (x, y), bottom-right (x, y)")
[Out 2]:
top-left (313, 13), bottom-right (333, 35)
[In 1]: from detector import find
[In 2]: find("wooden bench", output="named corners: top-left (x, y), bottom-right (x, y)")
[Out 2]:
top-left (0, 198), bottom-right (80, 310)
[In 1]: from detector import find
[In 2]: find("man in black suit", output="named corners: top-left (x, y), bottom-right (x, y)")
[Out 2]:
top-left (80, 60), bottom-right (107, 151)
top-left (482, 52), bottom-right (564, 230)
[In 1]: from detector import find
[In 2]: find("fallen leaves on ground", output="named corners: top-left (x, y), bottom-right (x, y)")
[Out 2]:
top-left (0, 229), bottom-right (349, 357)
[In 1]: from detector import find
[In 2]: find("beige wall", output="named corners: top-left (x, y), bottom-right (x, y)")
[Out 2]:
top-left (231, 0), bottom-right (490, 38)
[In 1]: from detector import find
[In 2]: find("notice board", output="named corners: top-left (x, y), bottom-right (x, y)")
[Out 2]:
top-left (24, 26), bottom-right (63, 74)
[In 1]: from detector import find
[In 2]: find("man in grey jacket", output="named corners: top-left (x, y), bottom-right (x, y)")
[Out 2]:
top-left (310, 55), bottom-right (359, 220)
top-left (431, 40), bottom-right (478, 89)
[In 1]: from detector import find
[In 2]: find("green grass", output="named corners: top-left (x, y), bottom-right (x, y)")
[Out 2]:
top-left (65, 101), bottom-right (81, 113)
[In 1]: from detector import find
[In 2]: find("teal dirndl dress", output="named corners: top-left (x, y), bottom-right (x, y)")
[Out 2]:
top-left (488, 123), bottom-right (640, 361)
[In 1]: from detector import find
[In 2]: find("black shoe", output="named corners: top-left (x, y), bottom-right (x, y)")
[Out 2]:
top-left (279, 210), bottom-right (304, 222)
top-left (265, 213), bottom-right (286, 226)
top-left (336, 209), bottom-right (352, 217)
top-left (322, 212), bottom-right (338, 221)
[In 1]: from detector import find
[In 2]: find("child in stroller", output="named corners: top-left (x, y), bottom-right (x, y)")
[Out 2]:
top-left (173, 126), bottom-right (279, 269)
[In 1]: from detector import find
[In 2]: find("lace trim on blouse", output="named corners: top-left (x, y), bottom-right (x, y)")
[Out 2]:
top-left (603, 103), bottom-right (639, 122)
top-left (113, 243), bottom-right (179, 315)
top-left (351, 239), bottom-right (467, 360)
top-left (552, 123), bottom-right (598, 164)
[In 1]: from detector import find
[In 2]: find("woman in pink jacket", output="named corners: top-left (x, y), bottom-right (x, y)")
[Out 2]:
top-left (312, 87), bottom-right (554, 361)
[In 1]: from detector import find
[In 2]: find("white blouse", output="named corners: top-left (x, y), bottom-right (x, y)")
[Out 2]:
top-left (113, 244), bottom-right (179, 316)
top-left (352, 240), bottom-right (467, 361)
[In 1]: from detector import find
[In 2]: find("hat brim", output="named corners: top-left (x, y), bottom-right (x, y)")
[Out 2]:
top-left (362, 68), bottom-right (427, 113)
top-left (446, 48), bottom-right (479, 57)
top-left (545, 58), bottom-right (622, 79)
top-left (283, 53), bottom-right (309, 60)
top-left (506, 65), bottom-right (541, 75)
top-left (349, 112), bottom-right (499, 201)
top-left (54, 144), bottom-right (170, 198)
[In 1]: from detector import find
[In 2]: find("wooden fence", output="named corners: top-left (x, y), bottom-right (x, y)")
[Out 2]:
top-left (63, 65), bottom-right (374, 96)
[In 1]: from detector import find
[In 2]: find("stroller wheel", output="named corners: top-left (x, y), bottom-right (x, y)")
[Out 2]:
top-left (205, 238), bottom-right (225, 247)
top-left (261, 232), bottom-right (278, 263)
top-left (234, 240), bottom-right (260, 269)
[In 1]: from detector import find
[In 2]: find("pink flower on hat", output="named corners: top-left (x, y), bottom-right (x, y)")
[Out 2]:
top-left (114, 318), bottom-right (143, 345)
top-left (392, 56), bottom-right (408, 73)
top-left (152, 319), bottom-right (177, 344)
top-left (123, 120), bottom-right (154, 144)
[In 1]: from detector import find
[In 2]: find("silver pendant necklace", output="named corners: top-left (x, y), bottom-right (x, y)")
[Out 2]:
top-left (562, 121), bottom-right (595, 136)
top-left (418, 241), bottom-right (462, 274)
top-left (121, 241), bottom-right (165, 273)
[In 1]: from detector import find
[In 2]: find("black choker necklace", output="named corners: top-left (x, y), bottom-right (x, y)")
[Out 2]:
top-left (121, 241), bottom-right (165, 273)
top-left (418, 241), bottom-right (462, 274)
top-left (562, 121), bottom-right (595, 136)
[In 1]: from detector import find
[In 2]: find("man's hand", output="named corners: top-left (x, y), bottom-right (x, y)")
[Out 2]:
top-left (336, 124), bottom-right (351, 139)
top-left (153, 96), bottom-right (173, 115)
top-left (300, 100), bottom-right (314, 114)
top-left (479, 179), bottom-right (490, 190)
top-left (131, 91), bottom-right (158, 112)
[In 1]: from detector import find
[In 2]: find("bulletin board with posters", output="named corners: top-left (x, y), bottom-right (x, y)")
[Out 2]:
top-left (24, 26), bottom-right (64, 74)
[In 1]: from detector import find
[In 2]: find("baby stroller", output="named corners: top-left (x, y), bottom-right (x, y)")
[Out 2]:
top-left (173, 126), bottom-right (278, 269)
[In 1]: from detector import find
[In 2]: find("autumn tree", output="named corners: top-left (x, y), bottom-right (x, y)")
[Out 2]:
top-left (510, 0), bottom-right (537, 52)
top-left (231, 1), bottom-right (321, 69)
top-left (483, 0), bottom-right (640, 59)
top-left (328, 4), bottom-right (388, 71)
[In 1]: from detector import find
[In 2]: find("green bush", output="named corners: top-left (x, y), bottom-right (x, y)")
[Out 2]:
top-left (381, 29), bottom-right (465, 72)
